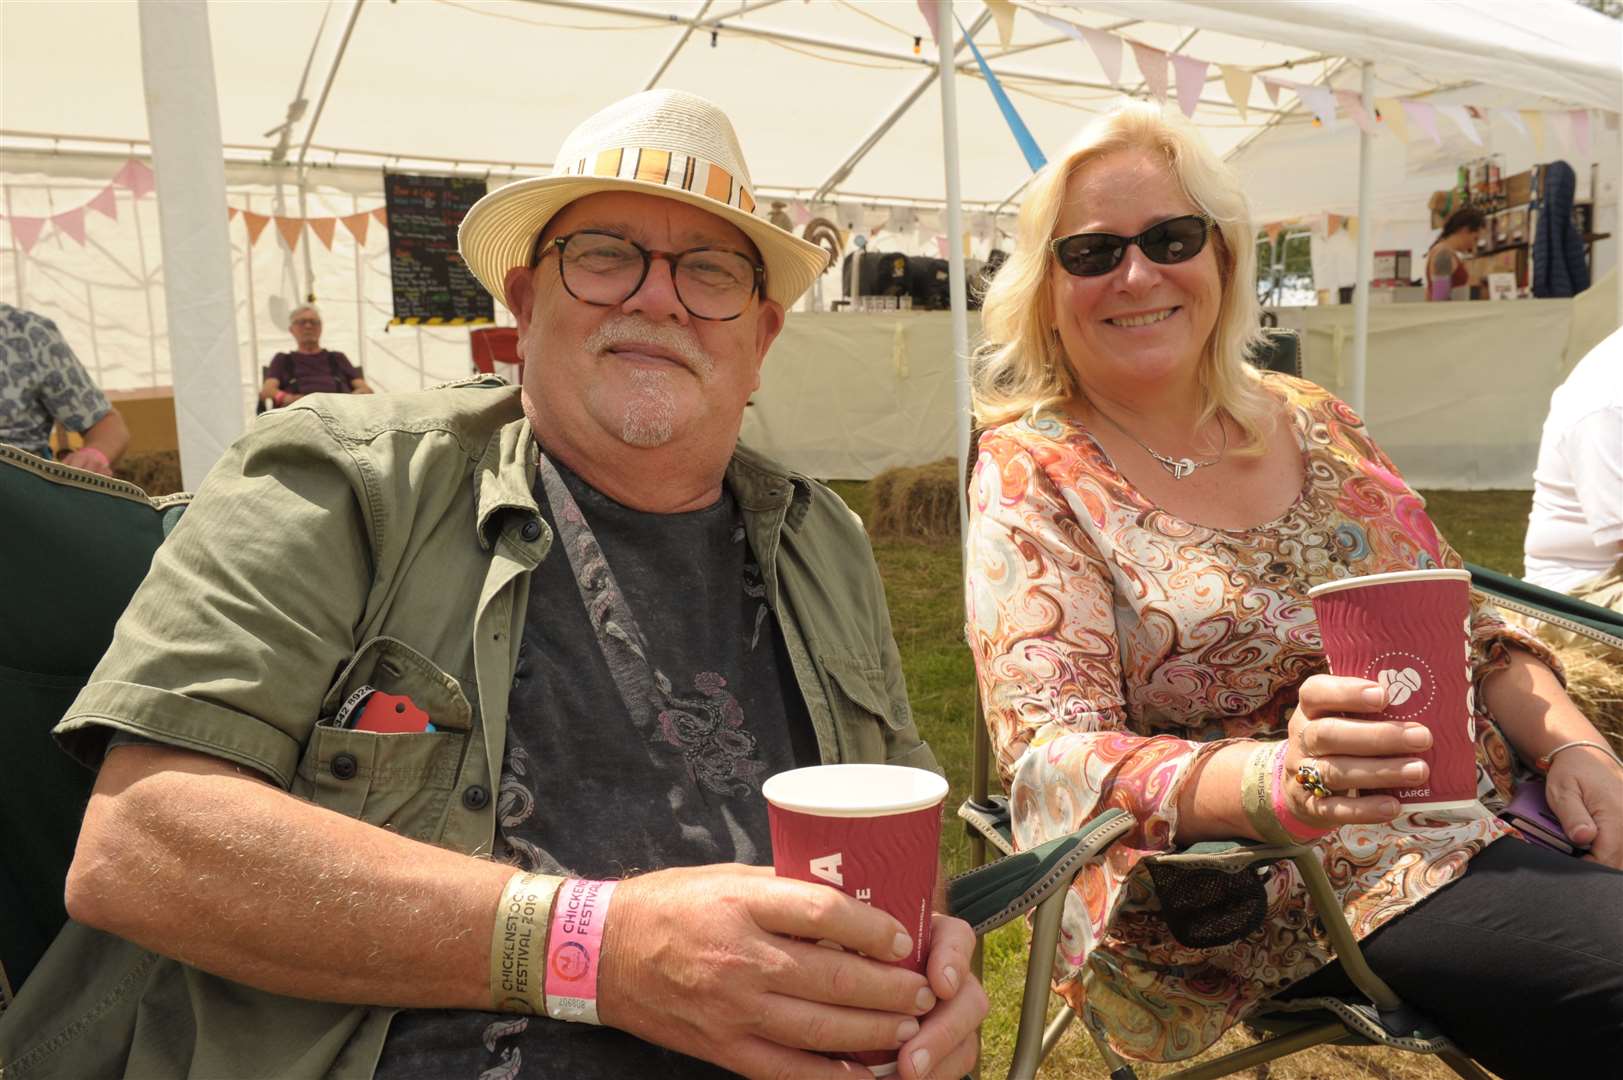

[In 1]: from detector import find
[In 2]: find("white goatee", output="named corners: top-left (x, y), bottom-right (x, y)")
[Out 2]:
top-left (619, 368), bottom-right (677, 447)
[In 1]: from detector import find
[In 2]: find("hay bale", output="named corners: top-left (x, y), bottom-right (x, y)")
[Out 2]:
top-left (1554, 643), bottom-right (1623, 748)
top-left (114, 450), bottom-right (183, 497)
top-left (868, 458), bottom-right (961, 542)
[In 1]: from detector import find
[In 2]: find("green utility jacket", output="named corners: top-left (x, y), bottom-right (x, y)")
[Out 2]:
top-left (0, 376), bottom-right (936, 1080)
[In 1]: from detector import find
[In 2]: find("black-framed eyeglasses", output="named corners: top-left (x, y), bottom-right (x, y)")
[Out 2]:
top-left (1050, 213), bottom-right (1213, 277)
top-left (528, 229), bottom-right (766, 321)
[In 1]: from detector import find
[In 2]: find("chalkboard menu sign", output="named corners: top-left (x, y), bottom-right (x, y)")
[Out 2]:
top-left (383, 172), bottom-right (494, 325)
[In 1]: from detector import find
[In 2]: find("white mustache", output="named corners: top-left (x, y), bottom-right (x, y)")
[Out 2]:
top-left (585, 317), bottom-right (712, 379)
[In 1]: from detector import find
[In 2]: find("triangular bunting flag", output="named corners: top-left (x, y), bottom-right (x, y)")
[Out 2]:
top-left (790, 200), bottom-right (811, 227)
top-left (1335, 91), bottom-right (1379, 135)
top-left (8, 216), bottom-right (45, 254)
top-left (112, 158), bottom-right (155, 198)
top-left (1260, 76), bottom-right (1285, 105)
top-left (51, 206), bottom-right (87, 245)
top-left (1521, 110), bottom-right (1546, 155)
top-left (1377, 98), bottom-right (1410, 142)
top-left (1130, 42), bottom-right (1168, 102)
top-left (241, 211), bottom-right (271, 246)
top-left (372, 206), bottom-right (388, 226)
top-left (309, 217), bottom-right (337, 250)
top-left (1403, 100), bottom-right (1442, 145)
top-left (1345, 216), bottom-right (1358, 242)
top-left (1220, 65), bottom-right (1252, 123)
top-left (986, 0), bottom-right (1016, 49)
top-left (227, 206), bottom-right (239, 220)
top-left (1264, 222), bottom-right (1282, 245)
top-left (1567, 109), bottom-right (1591, 157)
top-left (1498, 108), bottom-right (1530, 141)
top-left (914, 0), bottom-right (939, 44)
top-left (275, 215), bottom-right (303, 251)
top-left (1296, 84), bottom-right (1336, 129)
top-left (1170, 54), bottom-right (1208, 119)
top-left (934, 234), bottom-right (948, 259)
top-left (1436, 104), bottom-right (1481, 146)
top-left (1081, 26), bottom-right (1123, 86)
top-left (340, 210), bottom-right (371, 244)
top-left (87, 185), bottom-right (118, 221)
top-left (1326, 213), bottom-right (1341, 237)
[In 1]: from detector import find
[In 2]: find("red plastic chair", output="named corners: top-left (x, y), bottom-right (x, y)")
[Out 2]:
top-left (469, 327), bottom-right (524, 385)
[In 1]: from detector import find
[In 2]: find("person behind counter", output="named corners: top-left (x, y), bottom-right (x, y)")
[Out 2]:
top-left (1425, 207), bottom-right (1486, 301)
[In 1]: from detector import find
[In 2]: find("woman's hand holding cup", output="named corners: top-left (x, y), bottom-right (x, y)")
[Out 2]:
top-left (1284, 674), bottom-right (1434, 829)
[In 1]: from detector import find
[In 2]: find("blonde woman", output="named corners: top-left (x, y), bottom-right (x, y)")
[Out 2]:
top-left (964, 101), bottom-right (1622, 1077)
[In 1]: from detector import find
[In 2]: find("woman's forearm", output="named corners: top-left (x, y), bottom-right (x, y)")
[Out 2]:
top-left (1481, 647), bottom-right (1615, 764)
top-left (1173, 742), bottom-right (1260, 843)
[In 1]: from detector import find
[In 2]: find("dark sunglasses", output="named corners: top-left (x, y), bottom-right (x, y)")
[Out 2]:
top-left (1050, 213), bottom-right (1213, 277)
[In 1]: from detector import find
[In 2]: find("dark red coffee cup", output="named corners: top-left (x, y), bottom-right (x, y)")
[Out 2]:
top-left (764, 764), bottom-right (948, 1076)
top-left (1308, 569), bottom-right (1478, 811)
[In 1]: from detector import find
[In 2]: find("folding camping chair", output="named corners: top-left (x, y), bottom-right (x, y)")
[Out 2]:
top-left (470, 326), bottom-right (524, 385)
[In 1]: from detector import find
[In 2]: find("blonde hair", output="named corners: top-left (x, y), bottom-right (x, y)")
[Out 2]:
top-left (972, 100), bottom-right (1272, 452)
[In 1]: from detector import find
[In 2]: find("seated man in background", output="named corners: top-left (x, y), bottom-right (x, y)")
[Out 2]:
top-left (0, 301), bottom-right (128, 475)
top-left (258, 303), bottom-right (373, 407)
top-left (0, 90), bottom-right (984, 1080)
top-left (1525, 325), bottom-right (1622, 624)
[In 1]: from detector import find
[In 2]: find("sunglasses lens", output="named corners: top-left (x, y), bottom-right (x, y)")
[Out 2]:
top-left (1057, 234), bottom-right (1124, 276)
top-left (1142, 216), bottom-right (1208, 264)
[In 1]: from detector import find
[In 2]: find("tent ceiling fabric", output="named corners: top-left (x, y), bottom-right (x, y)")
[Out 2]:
top-left (5, 0), bottom-right (1615, 210)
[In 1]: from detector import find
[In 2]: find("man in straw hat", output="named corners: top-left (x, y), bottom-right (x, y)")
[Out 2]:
top-left (0, 91), bottom-right (985, 1080)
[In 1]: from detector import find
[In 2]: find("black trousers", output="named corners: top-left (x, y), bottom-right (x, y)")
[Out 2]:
top-left (1282, 836), bottom-right (1623, 1079)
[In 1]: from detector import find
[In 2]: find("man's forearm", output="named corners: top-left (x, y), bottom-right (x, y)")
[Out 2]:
top-left (82, 409), bottom-right (129, 464)
top-left (68, 745), bottom-right (512, 1010)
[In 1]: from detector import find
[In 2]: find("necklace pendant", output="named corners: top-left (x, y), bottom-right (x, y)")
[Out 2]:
top-left (1172, 457), bottom-right (1196, 480)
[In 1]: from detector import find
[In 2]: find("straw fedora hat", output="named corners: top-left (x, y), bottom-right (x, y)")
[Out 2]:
top-left (459, 90), bottom-right (829, 312)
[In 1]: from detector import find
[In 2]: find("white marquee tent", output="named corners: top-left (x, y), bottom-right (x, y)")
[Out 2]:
top-left (2, 0), bottom-right (1619, 486)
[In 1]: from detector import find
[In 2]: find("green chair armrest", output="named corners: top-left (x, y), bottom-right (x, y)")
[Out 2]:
top-left (947, 807), bottom-right (1134, 936)
top-left (1145, 837), bottom-right (1308, 873)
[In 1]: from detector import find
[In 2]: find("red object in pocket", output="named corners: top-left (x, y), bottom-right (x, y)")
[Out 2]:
top-left (354, 691), bottom-right (435, 733)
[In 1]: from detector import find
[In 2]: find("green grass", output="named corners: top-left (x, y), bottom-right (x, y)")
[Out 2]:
top-left (828, 480), bottom-right (1532, 1079)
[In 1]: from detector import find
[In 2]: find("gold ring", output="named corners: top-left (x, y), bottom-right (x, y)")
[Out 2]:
top-left (1294, 762), bottom-right (1335, 799)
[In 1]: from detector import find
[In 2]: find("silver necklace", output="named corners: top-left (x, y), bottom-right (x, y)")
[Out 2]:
top-left (1091, 407), bottom-right (1228, 480)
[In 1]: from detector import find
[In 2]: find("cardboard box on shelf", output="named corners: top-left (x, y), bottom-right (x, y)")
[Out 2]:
top-left (1373, 250), bottom-right (1412, 280)
top-left (1465, 247), bottom-right (1525, 287)
top-left (1505, 207), bottom-right (1529, 243)
top-left (1504, 171), bottom-right (1533, 206)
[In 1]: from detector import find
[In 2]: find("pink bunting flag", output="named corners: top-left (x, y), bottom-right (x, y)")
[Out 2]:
top-left (112, 158), bottom-right (155, 198)
top-left (340, 210), bottom-right (371, 245)
top-left (1567, 109), bottom-right (1591, 157)
top-left (1497, 108), bottom-right (1530, 141)
top-left (1402, 100), bottom-right (1442, 145)
top-left (8, 216), bottom-right (45, 254)
top-left (1259, 76), bottom-right (1287, 105)
top-left (309, 217), bottom-right (337, 251)
top-left (1335, 91), bottom-right (1379, 135)
top-left (1130, 42), bottom-right (1168, 102)
top-left (934, 234), bottom-right (948, 258)
top-left (51, 206), bottom-right (87, 245)
top-left (1170, 53), bottom-right (1208, 119)
top-left (914, 0), bottom-right (939, 44)
top-left (1436, 103), bottom-right (1481, 146)
top-left (241, 211), bottom-right (271, 246)
top-left (790, 200), bottom-right (812, 227)
top-left (274, 215), bottom-right (303, 251)
top-left (1080, 26), bottom-right (1123, 86)
top-left (87, 185), bottom-right (118, 221)
top-left (1295, 84), bottom-right (1336, 129)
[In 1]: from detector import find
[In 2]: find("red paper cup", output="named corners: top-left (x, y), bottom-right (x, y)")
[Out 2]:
top-left (763, 764), bottom-right (948, 1076)
top-left (1308, 569), bottom-right (1477, 811)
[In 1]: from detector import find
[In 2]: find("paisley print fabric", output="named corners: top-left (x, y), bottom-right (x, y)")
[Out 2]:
top-left (965, 373), bottom-right (1561, 1063)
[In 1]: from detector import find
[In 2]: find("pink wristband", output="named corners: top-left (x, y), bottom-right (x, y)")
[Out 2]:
top-left (1271, 744), bottom-right (1333, 842)
top-left (544, 878), bottom-right (617, 1024)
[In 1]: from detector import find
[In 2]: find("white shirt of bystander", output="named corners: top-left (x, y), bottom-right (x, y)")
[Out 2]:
top-left (1524, 326), bottom-right (1623, 593)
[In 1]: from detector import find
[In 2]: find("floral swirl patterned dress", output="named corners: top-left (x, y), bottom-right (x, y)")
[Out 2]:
top-left (964, 373), bottom-right (1560, 1063)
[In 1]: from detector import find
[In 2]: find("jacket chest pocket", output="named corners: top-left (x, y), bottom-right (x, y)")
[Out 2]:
top-left (293, 636), bottom-right (476, 840)
top-left (820, 652), bottom-right (907, 763)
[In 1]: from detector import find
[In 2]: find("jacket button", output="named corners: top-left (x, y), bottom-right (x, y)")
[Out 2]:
top-left (331, 753), bottom-right (359, 781)
top-left (462, 784), bottom-right (491, 810)
top-left (520, 517), bottom-right (542, 542)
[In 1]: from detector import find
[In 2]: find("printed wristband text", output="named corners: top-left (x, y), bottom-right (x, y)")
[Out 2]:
top-left (490, 871), bottom-right (564, 1014)
top-left (545, 878), bottom-right (617, 1025)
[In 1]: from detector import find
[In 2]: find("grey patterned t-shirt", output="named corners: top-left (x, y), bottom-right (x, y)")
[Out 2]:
top-left (375, 454), bottom-right (819, 1080)
top-left (0, 303), bottom-right (111, 459)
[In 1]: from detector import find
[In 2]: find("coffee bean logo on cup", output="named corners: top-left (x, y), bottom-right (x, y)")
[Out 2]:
top-left (1365, 651), bottom-right (1435, 718)
top-left (1378, 666), bottom-right (1423, 706)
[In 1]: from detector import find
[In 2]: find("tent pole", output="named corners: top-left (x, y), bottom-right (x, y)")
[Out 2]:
top-left (1350, 61), bottom-right (1374, 415)
top-left (137, 0), bottom-right (242, 488)
top-left (938, 0), bottom-right (970, 548)
top-left (641, 0), bottom-right (711, 91)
